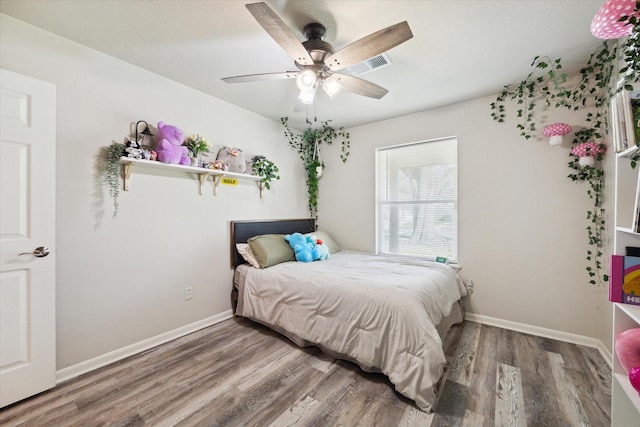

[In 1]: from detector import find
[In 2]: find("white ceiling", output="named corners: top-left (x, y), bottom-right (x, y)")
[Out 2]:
top-left (0, 0), bottom-right (606, 129)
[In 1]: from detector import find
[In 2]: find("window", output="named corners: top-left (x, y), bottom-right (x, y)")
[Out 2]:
top-left (376, 137), bottom-right (458, 261)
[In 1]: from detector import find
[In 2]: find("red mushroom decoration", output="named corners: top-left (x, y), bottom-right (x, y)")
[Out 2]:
top-left (543, 123), bottom-right (572, 146)
top-left (591, 0), bottom-right (637, 39)
top-left (571, 141), bottom-right (607, 167)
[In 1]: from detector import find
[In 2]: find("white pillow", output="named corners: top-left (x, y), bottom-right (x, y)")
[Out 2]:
top-left (236, 243), bottom-right (260, 268)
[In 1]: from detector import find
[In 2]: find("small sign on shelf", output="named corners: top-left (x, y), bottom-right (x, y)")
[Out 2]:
top-left (610, 255), bottom-right (640, 306)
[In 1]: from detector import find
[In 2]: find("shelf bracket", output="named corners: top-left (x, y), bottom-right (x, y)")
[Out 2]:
top-left (197, 173), bottom-right (210, 196)
top-left (121, 162), bottom-right (134, 191)
top-left (212, 175), bottom-right (222, 196)
top-left (257, 181), bottom-right (265, 198)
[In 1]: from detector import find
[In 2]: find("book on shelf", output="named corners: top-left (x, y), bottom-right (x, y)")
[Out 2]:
top-left (636, 175), bottom-right (640, 233)
top-left (614, 91), bottom-right (629, 152)
top-left (613, 90), bottom-right (640, 152)
top-left (610, 255), bottom-right (640, 306)
top-left (631, 91), bottom-right (640, 149)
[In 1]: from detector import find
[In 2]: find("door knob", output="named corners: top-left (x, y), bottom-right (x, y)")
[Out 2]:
top-left (19, 246), bottom-right (50, 258)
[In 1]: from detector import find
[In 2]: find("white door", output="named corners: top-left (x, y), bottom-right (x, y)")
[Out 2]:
top-left (0, 69), bottom-right (56, 408)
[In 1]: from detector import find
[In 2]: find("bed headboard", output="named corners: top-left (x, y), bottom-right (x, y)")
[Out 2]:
top-left (230, 218), bottom-right (316, 268)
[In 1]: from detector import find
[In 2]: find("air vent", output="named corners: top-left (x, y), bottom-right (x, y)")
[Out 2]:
top-left (347, 53), bottom-right (392, 76)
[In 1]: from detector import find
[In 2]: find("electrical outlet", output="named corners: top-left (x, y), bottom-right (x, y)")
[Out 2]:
top-left (185, 287), bottom-right (193, 300)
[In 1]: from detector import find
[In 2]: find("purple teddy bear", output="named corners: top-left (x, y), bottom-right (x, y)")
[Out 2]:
top-left (155, 121), bottom-right (190, 165)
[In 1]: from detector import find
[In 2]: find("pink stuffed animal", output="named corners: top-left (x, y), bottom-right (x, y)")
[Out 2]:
top-left (615, 328), bottom-right (640, 373)
top-left (155, 121), bottom-right (190, 165)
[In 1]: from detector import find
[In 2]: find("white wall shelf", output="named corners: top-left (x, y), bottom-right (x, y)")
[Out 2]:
top-left (617, 227), bottom-right (640, 236)
top-left (618, 145), bottom-right (639, 158)
top-left (119, 157), bottom-right (266, 197)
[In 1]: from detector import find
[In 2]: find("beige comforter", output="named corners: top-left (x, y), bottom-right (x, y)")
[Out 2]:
top-left (235, 250), bottom-right (466, 411)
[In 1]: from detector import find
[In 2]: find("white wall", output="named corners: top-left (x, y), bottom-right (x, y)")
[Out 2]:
top-left (0, 14), bottom-right (308, 370)
top-left (320, 97), bottom-right (613, 349)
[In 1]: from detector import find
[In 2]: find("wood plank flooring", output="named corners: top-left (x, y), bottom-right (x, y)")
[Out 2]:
top-left (0, 318), bottom-right (611, 426)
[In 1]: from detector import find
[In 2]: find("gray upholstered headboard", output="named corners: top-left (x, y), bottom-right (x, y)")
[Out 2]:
top-left (230, 218), bottom-right (315, 268)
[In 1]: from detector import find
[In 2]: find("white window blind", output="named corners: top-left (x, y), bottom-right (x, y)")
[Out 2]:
top-left (376, 137), bottom-right (458, 261)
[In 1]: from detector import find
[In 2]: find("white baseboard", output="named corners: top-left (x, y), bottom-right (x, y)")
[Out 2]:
top-left (56, 310), bottom-right (234, 384)
top-left (56, 310), bottom-right (612, 384)
top-left (464, 312), bottom-right (613, 367)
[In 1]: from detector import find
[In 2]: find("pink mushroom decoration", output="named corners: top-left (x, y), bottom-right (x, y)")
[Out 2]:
top-left (571, 141), bottom-right (607, 167)
top-left (591, 0), bottom-right (637, 39)
top-left (543, 123), bottom-right (572, 146)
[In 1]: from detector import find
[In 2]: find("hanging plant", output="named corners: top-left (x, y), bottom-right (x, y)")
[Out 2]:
top-left (488, 15), bottom-right (639, 286)
top-left (567, 129), bottom-right (608, 285)
top-left (619, 3), bottom-right (640, 92)
top-left (281, 117), bottom-right (350, 222)
top-left (104, 141), bottom-right (125, 218)
top-left (251, 155), bottom-right (280, 190)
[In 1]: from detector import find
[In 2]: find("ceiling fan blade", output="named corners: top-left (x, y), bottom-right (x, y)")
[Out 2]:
top-left (222, 71), bottom-right (298, 83)
top-left (246, 2), bottom-right (314, 66)
top-left (331, 74), bottom-right (388, 99)
top-left (325, 21), bottom-right (413, 71)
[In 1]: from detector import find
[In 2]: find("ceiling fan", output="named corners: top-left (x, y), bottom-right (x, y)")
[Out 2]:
top-left (222, 2), bottom-right (413, 106)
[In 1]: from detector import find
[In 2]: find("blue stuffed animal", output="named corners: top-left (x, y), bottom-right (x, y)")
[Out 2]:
top-left (286, 232), bottom-right (321, 262)
top-left (313, 236), bottom-right (330, 260)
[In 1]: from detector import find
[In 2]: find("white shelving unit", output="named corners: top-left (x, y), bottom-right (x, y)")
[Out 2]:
top-left (611, 145), bottom-right (640, 427)
top-left (119, 157), bottom-right (265, 197)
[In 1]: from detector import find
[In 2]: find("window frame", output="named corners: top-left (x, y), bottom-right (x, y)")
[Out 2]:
top-left (375, 136), bottom-right (458, 263)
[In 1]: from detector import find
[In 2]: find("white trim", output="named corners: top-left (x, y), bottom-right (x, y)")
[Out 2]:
top-left (465, 312), bottom-right (612, 367)
top-left (55, 310), bottom-right (234, 384)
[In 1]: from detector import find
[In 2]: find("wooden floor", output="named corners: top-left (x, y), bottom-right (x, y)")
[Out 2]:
top-left (0, 318), bottom-right (611, 426)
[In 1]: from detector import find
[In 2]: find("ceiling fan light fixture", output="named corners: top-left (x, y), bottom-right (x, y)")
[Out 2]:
top-left (223, 3), bottom-right (413, 104)
top-left (322, 75), bottom-right (343, 99)
top-left (296, 69), bottom-right (317, 91)
top-left (297, 87), bottom-right (317, 105)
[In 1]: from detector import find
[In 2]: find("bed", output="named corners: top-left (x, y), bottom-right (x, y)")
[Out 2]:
top-left (230, 219), bottom-right (467, 412)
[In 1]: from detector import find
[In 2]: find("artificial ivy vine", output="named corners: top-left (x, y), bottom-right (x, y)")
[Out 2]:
top-left (490, 43), bottom-right (618, 140)
top-left (619, 3), bottom-right (640, 92)
top-left (489, 7), bottom-right (639, 285)
top-left (105, 141), bottom-right (125, 218)
top-left (281, 117), bottom-right (350, 222)
top-left (567, 128), bottom-right (608, 285)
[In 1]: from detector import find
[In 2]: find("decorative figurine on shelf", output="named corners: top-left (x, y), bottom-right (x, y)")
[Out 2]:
top-left (123, 137), bottom-right (143, 159)
top-left (216, 146), bottom-right (246, 173)
top-left (155, 121), bottom-right (190, 165)
top-left (212, 159), bottom-right (227, 171)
